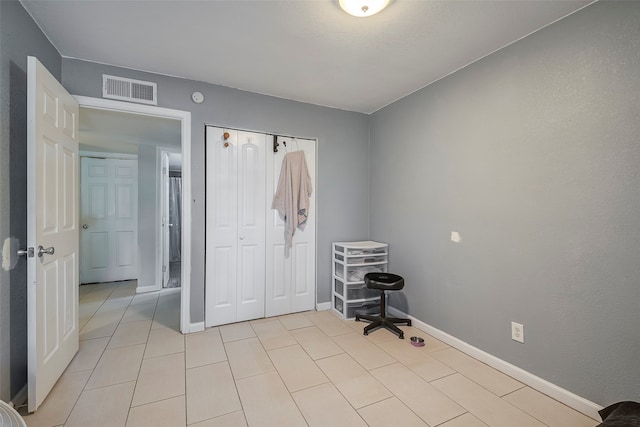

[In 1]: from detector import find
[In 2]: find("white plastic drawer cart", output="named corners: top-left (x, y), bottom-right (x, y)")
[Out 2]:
top-left (332, 241), bottom-right (388, 319)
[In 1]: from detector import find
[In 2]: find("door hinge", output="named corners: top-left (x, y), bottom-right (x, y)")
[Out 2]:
top-left (162, 265), bottom-right (167, 272)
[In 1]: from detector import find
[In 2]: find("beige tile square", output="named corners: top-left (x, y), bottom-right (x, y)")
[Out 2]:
top-left (86, 344), bottom-right (145, 389)
top-left (22, 370), bottom-right (91, 427)
top-left (66, 337), bottom-right (109, 373)
top-left (188, 411), bottom-right (247, 427)
top-left (432, 373), bottom-right (545, 427)
top-left (108, 320), bottom-right (152, 349)
top-left (107, 282), bottom-right (136, 302)
top-left (293, 383), bottom-right (368, 427)
top-left (236, 371), bottom-right (307, 427)
top-left (268, 345), bottom-right (328, 392)
top-left (278, 312), bottom-right (314, 330)
top-left (503, 386), bottom-right (597, 427)
top-left (316, 353), bottom-right (392, 409)
top-left (358, 397), bottom-right (428, 427)
top-left (186, 329), bottom-right (226, 369)
top-left (132, 352), bottom-right (186, 406)
top-left (376, 339), bottom-right (455, 381)
top-left (305, 311), bottom-right (353, 336)
top-left (350, 320), bottom-right (403, 344)
top-left (79, 302), bottom-right (127, 340)
top-left (431, 348), bottom-right (523, 396)
top-left (440, 413), bottom-right (489, 427)
top-left (186, 361), bottom-right (242, 425)
top-left (126, 395), bottom-right (186, 427)
top-left (332, 332), bottom-right (396, 370)
top-left (151, 305), bottom-right (181, 331)
top-left (121, 300), bottom-right (157, 323)
top-left (290, 326), bottom-right (344, 360)
top-left (371, 363), bottom-right (465, 426)
top-left (79, 300), bottom-right (102, 330)
top-left (144, 327), bottom-right (185, 359)
top-left (65, 381), bottom-right (135, 427)
top-left (130, 291), bottom-right (159, 306)
top-left (251, 319), bottom-right (297, 350)
top-left (219, 322), bottom-right (256, 342)
top-left (224, 338), bottom-right (274, 379)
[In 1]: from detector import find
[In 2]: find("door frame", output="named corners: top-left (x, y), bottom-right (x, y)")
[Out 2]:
top-left (75, 96), bottom-right (193, 334)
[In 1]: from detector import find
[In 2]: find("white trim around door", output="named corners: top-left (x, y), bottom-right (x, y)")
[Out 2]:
top-left (74, 96), bottom-right (193, 334)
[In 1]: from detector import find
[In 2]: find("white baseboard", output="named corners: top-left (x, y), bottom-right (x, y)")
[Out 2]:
top-left (388, 306), bottom-right (602, 421)
top-left (188, 321), bottom-right (205, 334)
top-left (316, 302), bottom-right (331, 311)
top-left (136, 284), bottom-right (160, 294)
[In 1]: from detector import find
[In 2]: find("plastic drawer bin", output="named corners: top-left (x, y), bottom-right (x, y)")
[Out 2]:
top-left (346, 284), bottom-right (379, 300)
top-left (346, 300), bottom-right (380, 319)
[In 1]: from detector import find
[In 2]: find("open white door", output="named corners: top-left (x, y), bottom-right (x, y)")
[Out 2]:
top-left (27, 56), bottom-right (79, 412)
top-left (161, 151), bottom-right (170, 287)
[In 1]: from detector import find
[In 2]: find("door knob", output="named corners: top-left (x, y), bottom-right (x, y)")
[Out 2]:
top-left (37, 246), bottom-right (55, 257)
top-left (239, 235), bottom-right (245, 240)
top-left (17, 248), bottom-right (34, 258)
top-left (82, 224), bottom-right (88, 229)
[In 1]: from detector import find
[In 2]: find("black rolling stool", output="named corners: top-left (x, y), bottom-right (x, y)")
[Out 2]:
top-left (355, 272), bottom-right (412, 339)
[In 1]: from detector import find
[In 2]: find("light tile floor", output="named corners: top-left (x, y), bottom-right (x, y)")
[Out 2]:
top-left (23, 281), bottom-right (598, 427)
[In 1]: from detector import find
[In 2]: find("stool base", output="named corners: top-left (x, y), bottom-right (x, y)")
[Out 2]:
top-left (355, 314), bottom-right (412, 339)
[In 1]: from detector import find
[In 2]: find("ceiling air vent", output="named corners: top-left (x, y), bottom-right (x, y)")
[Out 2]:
top-left (102, 74), bottom-right (157, 105)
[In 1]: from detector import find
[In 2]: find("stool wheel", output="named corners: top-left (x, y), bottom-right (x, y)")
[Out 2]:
top-left (399, 332), bottom-right (404, 339)
top-left (363, 330), bottom-right (369, 336)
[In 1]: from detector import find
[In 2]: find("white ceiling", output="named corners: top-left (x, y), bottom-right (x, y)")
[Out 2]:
top-left (22, 0), bottom-right (592, 114)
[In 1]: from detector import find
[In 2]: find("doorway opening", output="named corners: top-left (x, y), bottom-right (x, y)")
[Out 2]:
top-left (75, 96), bottom-right (192, 333)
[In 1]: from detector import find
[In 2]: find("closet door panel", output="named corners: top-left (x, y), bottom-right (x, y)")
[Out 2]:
top-left (292, 241), bottom-right (315, 312)
top-left (236, 132), bottom-right (265, 322)
top-left (265, 137), bottom-right (316, 317)
top-left (205, 127), bottom-right (238, 327)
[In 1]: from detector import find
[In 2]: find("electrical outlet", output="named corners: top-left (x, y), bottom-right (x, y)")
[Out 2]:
top-left (511, 321), bottom-right (524, 343)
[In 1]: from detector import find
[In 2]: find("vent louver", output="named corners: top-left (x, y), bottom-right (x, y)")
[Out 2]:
top-left (102, 74), bottom-right (157, 105)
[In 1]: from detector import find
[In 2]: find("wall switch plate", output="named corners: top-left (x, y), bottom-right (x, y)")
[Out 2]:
top-left (451, 231), bottom-right (461, 243)
top-left (512, 321), bottom-right (524, 343)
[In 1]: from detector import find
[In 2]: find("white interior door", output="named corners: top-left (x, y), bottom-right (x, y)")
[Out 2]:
top-left (205, 127), bottom-right (266, 327)
top-left (27, 56), bottom-right (79, 412)
top-left (265, 136), bottom-right (317, 317)
top-left (161, 151), bottom-right (170, 287)
top-left (80, 157), bottom-right (138, 283)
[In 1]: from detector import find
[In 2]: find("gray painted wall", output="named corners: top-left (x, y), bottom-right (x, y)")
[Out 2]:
top-left (62, 58), bottom-right (371, 323)
top-left (369, 2), bottom-right (640, 405)
top-left (0, 0), bottom-right (61, 401)
top-left (137, 145), bottom-right (158, 289)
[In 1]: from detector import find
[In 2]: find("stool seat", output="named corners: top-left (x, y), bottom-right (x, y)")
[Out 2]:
top-left (356, 272), bottom-right (411, 339)
top-left (365, 273), bottom-right (404, 291)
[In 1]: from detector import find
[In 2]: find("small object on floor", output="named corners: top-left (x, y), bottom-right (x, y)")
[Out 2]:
top-left (410, 336), bottom-right (425, 347)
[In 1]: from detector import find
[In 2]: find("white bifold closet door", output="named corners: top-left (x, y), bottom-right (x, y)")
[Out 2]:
top-left (265, 136), bottom-right (316, 317)
top-left (205, 128), bottom-right (316, 327)
top-left (205, 128), bottom-right (266, 327)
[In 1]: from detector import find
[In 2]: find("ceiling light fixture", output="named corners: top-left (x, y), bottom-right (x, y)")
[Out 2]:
top-left (339, 0), bottom-right (390, 17)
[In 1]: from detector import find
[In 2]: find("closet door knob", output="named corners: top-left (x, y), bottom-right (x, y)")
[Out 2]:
top-left (239, 235), bottom-right (245, 240)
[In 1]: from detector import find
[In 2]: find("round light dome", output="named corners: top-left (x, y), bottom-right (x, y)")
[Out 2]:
top-left (339, 0), bottom-right (391, 17)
